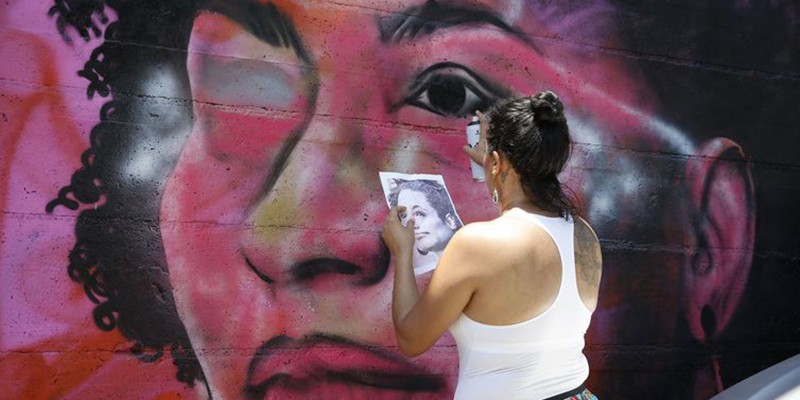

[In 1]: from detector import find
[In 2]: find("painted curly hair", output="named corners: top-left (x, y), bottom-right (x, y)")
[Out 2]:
top-left (46, 0), bottom-right (308, 386)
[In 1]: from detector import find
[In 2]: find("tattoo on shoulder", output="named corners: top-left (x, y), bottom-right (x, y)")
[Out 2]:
top-left (575, 220), bottom-right (602, 287)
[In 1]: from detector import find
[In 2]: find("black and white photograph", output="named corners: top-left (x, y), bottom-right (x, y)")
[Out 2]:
top-left (380, 172), bottom-right (464, 275)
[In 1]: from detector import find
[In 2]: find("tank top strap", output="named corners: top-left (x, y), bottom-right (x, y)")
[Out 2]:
top-left (504, 208), bottom-right (580, 299)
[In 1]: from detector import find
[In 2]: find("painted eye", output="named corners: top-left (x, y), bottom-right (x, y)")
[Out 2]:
top-left (402, 62), bottom-right (509, 118)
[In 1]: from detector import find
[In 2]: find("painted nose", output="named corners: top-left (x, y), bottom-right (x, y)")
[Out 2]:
top-left (234, 80), bottom-right (400, 342)
top-left (240, 106), bottom-right (390, 280)
top-left (236, 87), bottom-right (401, 341)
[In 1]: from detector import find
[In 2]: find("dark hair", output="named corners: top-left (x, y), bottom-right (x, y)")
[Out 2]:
top-left (46, 0), bottom-right (205, 386)
top-left (45, 0), bottom-right (310, 387)
top-left (387, 179), bottom-right (462, 229)
top-left (485, 90), bottom-right (578, 219)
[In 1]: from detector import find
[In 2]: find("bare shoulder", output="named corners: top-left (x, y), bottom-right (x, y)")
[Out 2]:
top-left (454, 218), bottom-right (548, 249)
top-left (443, 218), bottom-right (550, 270)
top-left (451, 219), bottom-right (509, 242)
top-left (443, 221), bottom-right (498, 258)
top-left (438, 219), bottom-right (525, 279)
top-left (574, 217), bottom-right (602, 288)
top-left (574, 217), bottom-right (600, 244)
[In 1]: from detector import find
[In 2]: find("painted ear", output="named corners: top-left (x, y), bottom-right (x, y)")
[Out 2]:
top-left (684, 138), bottom-right (756, 343)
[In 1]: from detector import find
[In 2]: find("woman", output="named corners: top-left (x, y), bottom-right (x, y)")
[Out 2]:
top-left (383, 91), bottom-right (603, 400)
top-left (387, 179), bottom-right (463, 268)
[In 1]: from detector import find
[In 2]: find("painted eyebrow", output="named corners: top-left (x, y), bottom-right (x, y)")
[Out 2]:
top-left (201, 1), bottom-right (320, 218)
top-left (378, 0), bottom-right (533, 47)
top-left (203, 0), bottom-right (312, 63)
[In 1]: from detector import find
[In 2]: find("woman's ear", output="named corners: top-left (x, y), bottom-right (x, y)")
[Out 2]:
top-left (491, 151), bottom-right (502, 176)
top-left (683, 137), bottom-right (756, 343)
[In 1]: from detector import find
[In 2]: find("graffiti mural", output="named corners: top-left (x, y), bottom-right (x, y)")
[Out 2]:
top-left (2, 0), bottom-right (799, 399)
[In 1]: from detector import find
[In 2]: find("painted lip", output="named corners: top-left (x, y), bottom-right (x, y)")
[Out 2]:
top-left (245, 334), bottom-right (444, 399)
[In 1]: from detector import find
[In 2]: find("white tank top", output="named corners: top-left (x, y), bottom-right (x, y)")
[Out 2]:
top-left (448, 208), bottom-right (592, 400)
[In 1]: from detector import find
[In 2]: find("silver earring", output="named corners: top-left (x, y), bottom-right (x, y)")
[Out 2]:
top-left (492, 189), bottom-right (499, 204)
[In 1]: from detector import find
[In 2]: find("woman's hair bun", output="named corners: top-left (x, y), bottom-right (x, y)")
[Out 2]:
top-left (529, 90), bottom-right (565, 123)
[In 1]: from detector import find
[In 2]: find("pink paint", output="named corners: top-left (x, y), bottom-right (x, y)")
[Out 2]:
top-left (2, 0), bottom-right (763, 398)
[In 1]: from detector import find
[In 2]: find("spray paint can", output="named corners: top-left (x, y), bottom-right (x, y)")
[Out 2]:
top-left (466, 116), bottom-right (484, 181)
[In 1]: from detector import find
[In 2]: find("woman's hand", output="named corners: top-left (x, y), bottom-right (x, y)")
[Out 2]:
top-left (382, 206), bottom-right (416, 256)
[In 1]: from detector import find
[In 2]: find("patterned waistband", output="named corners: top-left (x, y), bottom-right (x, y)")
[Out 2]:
top-left (542, 384), bottom-right (597, 400)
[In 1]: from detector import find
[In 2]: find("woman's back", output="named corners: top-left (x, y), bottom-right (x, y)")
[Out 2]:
top-left (384, 91), bottom-right (602, 400)
top-left (458, 208), bottom-right (600, 324)
top-left (449, 207), bottom-right (602, 399)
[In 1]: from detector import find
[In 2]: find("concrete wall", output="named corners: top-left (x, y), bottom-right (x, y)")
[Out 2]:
top-left (2, 1), bottom-right (798, 398)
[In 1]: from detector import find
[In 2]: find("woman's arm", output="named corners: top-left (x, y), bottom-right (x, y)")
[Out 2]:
top-left (385, 207), bottom-right (419, 331)
top-left (383, 208), bottom-right (484, 356)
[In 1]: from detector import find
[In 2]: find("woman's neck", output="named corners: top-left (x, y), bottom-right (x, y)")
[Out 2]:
top-left (494, 165), bottom-right (560, 217)
top-left (499, 192), bottom-right (560, 218)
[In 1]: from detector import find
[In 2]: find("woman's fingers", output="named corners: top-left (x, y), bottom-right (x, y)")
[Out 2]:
top-left (382, 206), bottom-right (415, 254)
top-left (463, 145), bottom-right (484, 164)
top-left (386, 206), bottom-right (406, 224)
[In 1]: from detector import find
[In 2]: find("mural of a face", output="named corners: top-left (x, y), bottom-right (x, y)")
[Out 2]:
top-left (10, 0), bottom-right (800, 398)
top-left (396, 189), bottom-right (456, 255)
top-left (0, 0), bottom-right (751, 398)
top-left (156, 0), bottom-right (758, 398)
